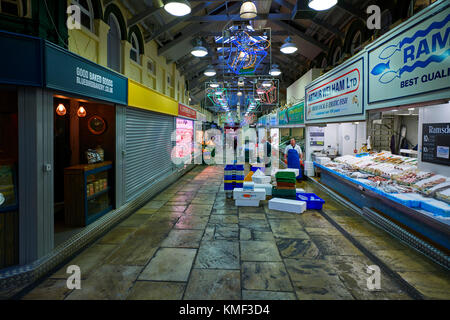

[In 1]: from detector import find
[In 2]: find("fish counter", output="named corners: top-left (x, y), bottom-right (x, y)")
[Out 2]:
top-left (313, 152), bottom-right (450, 251)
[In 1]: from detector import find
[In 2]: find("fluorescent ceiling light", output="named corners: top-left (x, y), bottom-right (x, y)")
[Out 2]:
top-left (269, 64), bottom-right (282, 76)
top-left (204, 65), bottom-right (216, 77)
top-left (408, 108), bottom-right (415, 111)
top-left (308, 0), bottom-right (337, 11)
top-left (191, 44), bottom-right (208, 57)
top-left (164, 0), bottom-right (191, 16)
top-left (280, 37), bottom-right (298, 54)
top-left (240, 1), bottom-right (257, 19)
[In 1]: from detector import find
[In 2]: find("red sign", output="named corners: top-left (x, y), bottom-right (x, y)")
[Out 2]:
top-left (178, 103), bottom-right (197, 119)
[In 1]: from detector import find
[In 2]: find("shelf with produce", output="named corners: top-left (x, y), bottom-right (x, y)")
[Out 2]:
top-left (87, 186), bottom-right (111, 201)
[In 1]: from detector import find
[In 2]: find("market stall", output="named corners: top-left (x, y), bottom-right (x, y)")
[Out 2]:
top-left (316, 152), bottom-right (449, 250)
top-left (308, 1), bottom-right (450, 255)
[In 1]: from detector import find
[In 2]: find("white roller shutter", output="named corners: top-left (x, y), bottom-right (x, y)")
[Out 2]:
top-left (125, 107), bottom-right (174, 202)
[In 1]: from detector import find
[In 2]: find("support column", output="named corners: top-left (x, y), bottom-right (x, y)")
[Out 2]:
top-left (96, 19), bottom-right (110, 68)
top-left (18, 87), bottom-right (54, 265)
top-left (115, 104), bottom-right (126, 208)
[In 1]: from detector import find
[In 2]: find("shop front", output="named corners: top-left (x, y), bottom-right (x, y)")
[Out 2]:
top-left (310, 1), bottom-right (450, 261)
top-left (45, 42), bottom-right (128, 238)
top-left (0, 31), bottom-right (44, 269)
top-left (277, 102), bottom-right (306, 168)
top-left (175, 103), bottom-right (196, 166)
top-left (126, 80), bottom-right (177, 203)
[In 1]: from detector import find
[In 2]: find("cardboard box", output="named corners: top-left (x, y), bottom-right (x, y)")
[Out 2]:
top-left (254, 184), bottom-right (273, 196)
top-left (233, 188), bottom-right (266, 200)
top-left (269, 198), bottom-right (307, 214)
top-left (235, 199), bottom-right (260, 207)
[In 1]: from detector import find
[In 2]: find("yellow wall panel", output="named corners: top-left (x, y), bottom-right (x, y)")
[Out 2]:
top-left (128, 80), bottom-right (178, 116)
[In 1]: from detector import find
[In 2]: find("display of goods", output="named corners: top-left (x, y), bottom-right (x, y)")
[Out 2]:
top-left (436, 188), bottom-right (450, 204)
top-left (325, 163), bottom-right (338, 168)
top-left (414, 175), bottom-right (448, 191)
top-left (394, 171), bottom-right (434, 185)
top-left (424, 181), bottom-right (450, 196)
top-left (350, 172), bottom-right (371, 179)
top-left (368, 176), bottom-right (387, 182)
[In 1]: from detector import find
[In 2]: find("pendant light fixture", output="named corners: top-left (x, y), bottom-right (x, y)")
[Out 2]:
top-left (204, 65), bottom-right (216, 77)
top-left (280, 37), bottom-right (298, 54)
top-left (238, 77), bottom-right (245, 86)
top-left (269, 64), bottom-right (282, 76)
top-left (240, 1), bottom-right (257, 19)
top-left (56, 103), bottom-right (67, 116)
top-left (262, 80), bottom-right (272, 87)
top-left (77, 106), bottom-right (87, 118)
top-left (164, 0), bottom-right (191, 16)
top-left (308, 0), bottom-right (337, 11)
top-left (237, 91), bottom-right (243, 96)
top-left (191, 39), bottom-right (208, 57)
top-left (209, 82), bottom-right (219, 88)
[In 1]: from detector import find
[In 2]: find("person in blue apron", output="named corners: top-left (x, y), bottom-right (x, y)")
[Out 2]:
top-left (284, 139), bottom-right (303, 180)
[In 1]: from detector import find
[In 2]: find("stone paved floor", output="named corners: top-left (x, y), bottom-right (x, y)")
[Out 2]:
top-left (22, 166), bottom-right (450, 300)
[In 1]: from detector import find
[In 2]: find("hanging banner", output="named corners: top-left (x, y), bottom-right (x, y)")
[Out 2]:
top-left (305, 58), bottom-right (364, 120)
top-left (178, 103), bottom-right (197, 120)
top-left (278, 103), bottom-right (305, 125)
top-left (368, 6), bottom-right (450, 104)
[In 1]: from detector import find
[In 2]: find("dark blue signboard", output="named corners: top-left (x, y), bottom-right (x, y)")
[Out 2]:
top-left (45, 42), bottom-right (128, 105)
top-left (0, 31), bottom-right (43, 86)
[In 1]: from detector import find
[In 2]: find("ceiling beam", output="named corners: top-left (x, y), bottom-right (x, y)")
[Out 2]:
top-left (158, 2), bottom-right (241, 56)
top-left (274, 0), bottom-right (343, 38)
top-left (145, 1), bottom-right (214, 43)
top-left (185, 13), bottom-right (291, 22)
top-left (337, 1), bottom-right (366, 21)
top-left (128, 5), bottom-right (163, 28)
top-left (272, 20), bottom-right (328, 51)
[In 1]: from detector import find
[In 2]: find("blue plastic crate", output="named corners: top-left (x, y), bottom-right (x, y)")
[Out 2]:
top-left (296, 193), bottom-right (325, 210)
top-left (225, 165), bottom-right (236, 171)
top-left (224, 175), bottom-right (234, 181)
top-left (224, 183), bottom-right (234, 191)
top-left (235, 175), bottom-right (245, 181)
top-left (235, 183), bottom-right (243, 188)
top-left (235, 165), bottom-right (245, 171)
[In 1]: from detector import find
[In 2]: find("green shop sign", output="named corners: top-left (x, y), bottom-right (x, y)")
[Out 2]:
top-left (45, 42), bottom-right (128, 105)
top-left (278, 102), bottom-right (304, 125)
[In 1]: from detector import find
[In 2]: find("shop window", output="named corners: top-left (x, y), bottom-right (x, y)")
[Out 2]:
top-left (71, 0), bottom-right (94, 32)
top-left (167, 75), bottom-right (172, 87)
top-left (130, 33), bottom-right (140, 64)
top-left (107, 13), bottom-right (121, 73)
top-left (332, 47), bottom-right (342, 66)
top-left (350, 31), bottom-right (362, 56)
top-left (0, 0), bottom-right (22, 16)
top-left (147, 59), bottom-right (155, 75)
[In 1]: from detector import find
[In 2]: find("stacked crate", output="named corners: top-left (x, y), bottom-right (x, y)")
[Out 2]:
top-left (272, 171), bottom-right (297, 199)
top-left (235, 164), bottom-right (244, 188)
top-left (224, 165), bottom-right (235, 192)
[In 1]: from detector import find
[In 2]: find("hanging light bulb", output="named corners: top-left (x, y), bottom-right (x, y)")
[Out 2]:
top-left (204, 65), bottom-right (216, 77)
top-left (308, 0), bottom-right (337, 11)
top-left (164, 0), bottom-right (191, 16)
top-left (209, 81), bottom-right (219, 88)
top-left (191, 39), bottom-right (208, 57)
top-left (280, 37), bottom-right (298, 54)
top-left (269, 64), bottom-right (282, 76)
top-left (262, 81), bottom-right (272, 87)
top-left (56, 103), bottom-right (67, 116)
top-left (237, 91), bottom-right (243, 96)
top-left (77, 106), bottom-right (87, 118)
top-left (238, 77), bottom-right (245, 86)
top-left (240, 1), bottom-right (257, 19)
